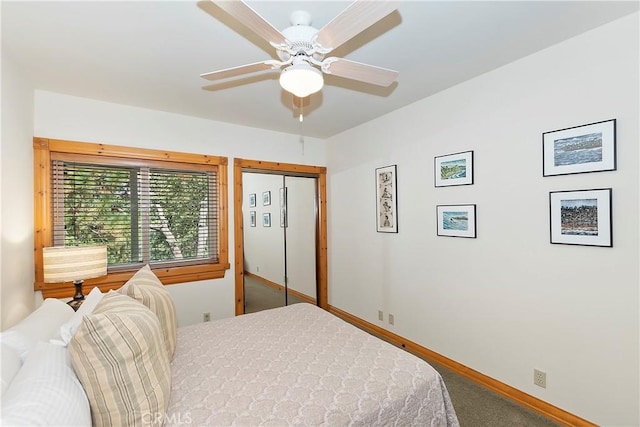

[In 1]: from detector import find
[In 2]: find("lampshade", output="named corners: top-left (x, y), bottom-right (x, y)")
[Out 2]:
top-left (279, 62), bottom-right (323, 98)
top-left (43, 245), bottom-right (108, 283)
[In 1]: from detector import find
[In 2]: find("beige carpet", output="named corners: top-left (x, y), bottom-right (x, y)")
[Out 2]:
top-left (243, 275), bottom-right (306, 314)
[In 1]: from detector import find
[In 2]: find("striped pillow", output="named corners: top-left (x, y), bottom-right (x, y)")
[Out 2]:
top-left (118, 265), bottom-right (177, 360)
top-left (69, 291), bottom-right (171, 427)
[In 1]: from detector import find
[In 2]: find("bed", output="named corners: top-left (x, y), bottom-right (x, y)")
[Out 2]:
top-left (168, 303), bottom-right (458, 426)
top-left (1, 266), bottom-right (458, 427)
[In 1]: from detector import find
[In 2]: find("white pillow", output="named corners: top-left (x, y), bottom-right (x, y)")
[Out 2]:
top-left (0, 341), bottom-right (91, 426)
top-left (0, 299), bottom-right (74, 360)
top-left (0, 343), bottom-right (22, 397)
top-left (53, 287), bottom-right (104, 346)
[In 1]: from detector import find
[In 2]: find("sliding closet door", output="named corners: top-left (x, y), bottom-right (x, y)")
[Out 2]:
top-left (242, 172), bottom-right (317, 312)
top-left (242, 172), bottom-right (286, 312)
top-left (283, 176), bottom-right (317, 305)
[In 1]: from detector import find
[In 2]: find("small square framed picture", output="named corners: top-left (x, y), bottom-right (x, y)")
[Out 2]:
top-left (434, 151), bottom-right (474, 187)
top-left (248, 193), bottom-right (256, 208)
top-left (436, 204), bottom-right (476, 238)
top-left (549, 188), bottom-right (612, 247)
top-left (543, 119), bottom-right (616, 176)
top-left (262, 213), bottom-right (271, 227)
top-left (249, 211), bottom-right (256, 227)
top-left (263, 191), bottom-right (271, 206)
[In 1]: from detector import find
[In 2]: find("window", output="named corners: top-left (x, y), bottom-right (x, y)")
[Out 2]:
top-left (34, 138), bottom-right (229, 298)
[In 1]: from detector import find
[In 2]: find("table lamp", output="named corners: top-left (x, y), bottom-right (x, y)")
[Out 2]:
top-left (43, 245), bottom-right (107, 310)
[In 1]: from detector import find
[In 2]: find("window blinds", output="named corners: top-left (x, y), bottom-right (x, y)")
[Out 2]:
top-left (51, 160), bottom-right (218, 269)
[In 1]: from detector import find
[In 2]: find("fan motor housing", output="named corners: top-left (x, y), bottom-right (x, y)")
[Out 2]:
top-left (277, 11), bottom-right (322, 62)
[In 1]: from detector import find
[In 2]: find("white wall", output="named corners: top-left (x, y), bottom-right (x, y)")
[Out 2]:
top-left (31, 91), bottom-right (326, 326)
top-left (1, 53), bottom-right (36, 329)
top-left (326, 13), bottom-right (639, 426)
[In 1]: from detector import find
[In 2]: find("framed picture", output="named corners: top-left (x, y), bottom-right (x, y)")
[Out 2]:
top-left (436, 204), bottom-right (476, 238)
top-left (549, 188), bottom-right (612, 247)
top-left (434, 151), bottom-right (474, 187)
top-left (262, 191), bottom-right (271, 206)
top-left (249, 211), bottom-right (256, 227)
top-left (543, 119), bottom-right (616, 176)
top-left (262, 213), bottom-right (271, 227)
top-left (375, 165), bottom-right (398, 233)
top-left (248, 193), bottom-right (256, 208)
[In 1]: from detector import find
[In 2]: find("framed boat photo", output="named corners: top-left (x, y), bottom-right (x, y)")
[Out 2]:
top-left (543, 119), bottom-right (616, 176)
top-left (436, 204), bottom-right (476, 238)
top-left (549, 188), bottom-right (612, 247)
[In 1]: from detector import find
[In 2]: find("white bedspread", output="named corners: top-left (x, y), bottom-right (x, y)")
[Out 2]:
top-left (166, 303), bottom-right (459, 426)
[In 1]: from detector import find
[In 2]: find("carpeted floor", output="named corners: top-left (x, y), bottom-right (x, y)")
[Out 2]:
top-left (428, 360), bottom-right (560, 426)
top-left (243, 275), bottom-right (305, 313)
top-left (243, 277), bottom-right (560, 426)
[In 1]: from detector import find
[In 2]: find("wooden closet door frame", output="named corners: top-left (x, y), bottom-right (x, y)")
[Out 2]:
top-left (233, 158), bottom-right (328, 315)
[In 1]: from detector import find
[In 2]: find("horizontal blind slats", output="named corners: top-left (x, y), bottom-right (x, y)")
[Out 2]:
top-left (51, 161), bottom-right (218, 269)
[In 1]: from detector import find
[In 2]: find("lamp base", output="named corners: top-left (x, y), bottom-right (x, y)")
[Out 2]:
top-left (67, 280), bottom-right (85, 312)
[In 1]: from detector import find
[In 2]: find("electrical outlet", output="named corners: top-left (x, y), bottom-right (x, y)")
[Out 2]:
top-left (203, 312), bottom-right (211, 322)
top-left (534, 369), bottom-right (546, 388)
top-left (256, 266), bottom-right (260, 272)
top-left (378, 310), bottom-right (384, 321)
top-left (388, 314), bottom-right (395, 325)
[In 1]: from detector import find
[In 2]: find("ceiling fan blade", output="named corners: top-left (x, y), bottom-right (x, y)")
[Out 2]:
top-left (212, 0), bottom-right (287, 46)
top-left (322, 57), bottom-right (398, 87)
top-left (315, 1), bottom-right (396, 52)
top-left (200, 61), bottom-right (280, 81)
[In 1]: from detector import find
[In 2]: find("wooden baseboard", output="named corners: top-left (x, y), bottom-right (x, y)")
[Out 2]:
top-left (328, 305), bottom-right (595, 427)
top-left (244, 271), bottom-right (316, 305)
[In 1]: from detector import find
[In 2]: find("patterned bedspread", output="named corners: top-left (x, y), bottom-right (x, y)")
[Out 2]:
top-left (166, 303), bottom-right (459, 426)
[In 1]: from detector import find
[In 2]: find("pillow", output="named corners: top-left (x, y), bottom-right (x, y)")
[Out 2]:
top-left (69, 291), bottom-right (171, 427)
top-left (0, 298), bottom-right (74, 360)
top-left (0, 341), bottom-right (91, 426)
top-left (52, 286), bottom-right (104, 346)
top-left (118, 264), bottom-right (177, 359)
top-left (0, 343), bottom-right (22, 396)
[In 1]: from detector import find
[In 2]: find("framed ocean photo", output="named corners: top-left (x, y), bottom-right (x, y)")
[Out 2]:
top-left (434, 151), bottom-right (474, 187)
top-left (436, 204), bottom-right (476, 238)
top-left (549, 188), bottom-right (612, 247)
top-left (543, 119), bottom-right (616, 176)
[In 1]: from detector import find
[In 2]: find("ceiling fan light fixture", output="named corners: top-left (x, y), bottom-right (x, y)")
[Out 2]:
top-left (279, 63), bottom-right (323, 98)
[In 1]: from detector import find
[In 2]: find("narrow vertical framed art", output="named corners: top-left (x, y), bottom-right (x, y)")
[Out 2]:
top-left (375, 165), bottom-right (398, 233)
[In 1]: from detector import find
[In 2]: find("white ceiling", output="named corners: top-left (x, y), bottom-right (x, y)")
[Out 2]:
top-left (2, 1), bottom-right (638, 139)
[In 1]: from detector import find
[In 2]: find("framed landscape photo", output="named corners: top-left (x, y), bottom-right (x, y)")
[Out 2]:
top-left (249, 211), bottom-right (256, 227)
top-left (262, 191), bottom-right (271, 206)
top-left (435, 151), bottom-right (474, 187)
top-left (436, 204), bottom-right (476, 238)
top-left (249, 193), bottom-right (256, 208)
top-left (549, 188), bottom-right (612, 247)
top-left (262, 213), bottom-right (271, 227)
top-left (375, 165), bottom-right (398, 233)
top-left (543, 119), bottom-right (616, 176)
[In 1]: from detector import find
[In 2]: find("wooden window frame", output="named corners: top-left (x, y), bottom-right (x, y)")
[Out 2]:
top-left (34, 137), bottom-right (230, 298)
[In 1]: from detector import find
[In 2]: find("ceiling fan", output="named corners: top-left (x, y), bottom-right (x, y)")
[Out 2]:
top-left (201, 1), bottom-right (399, 98)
